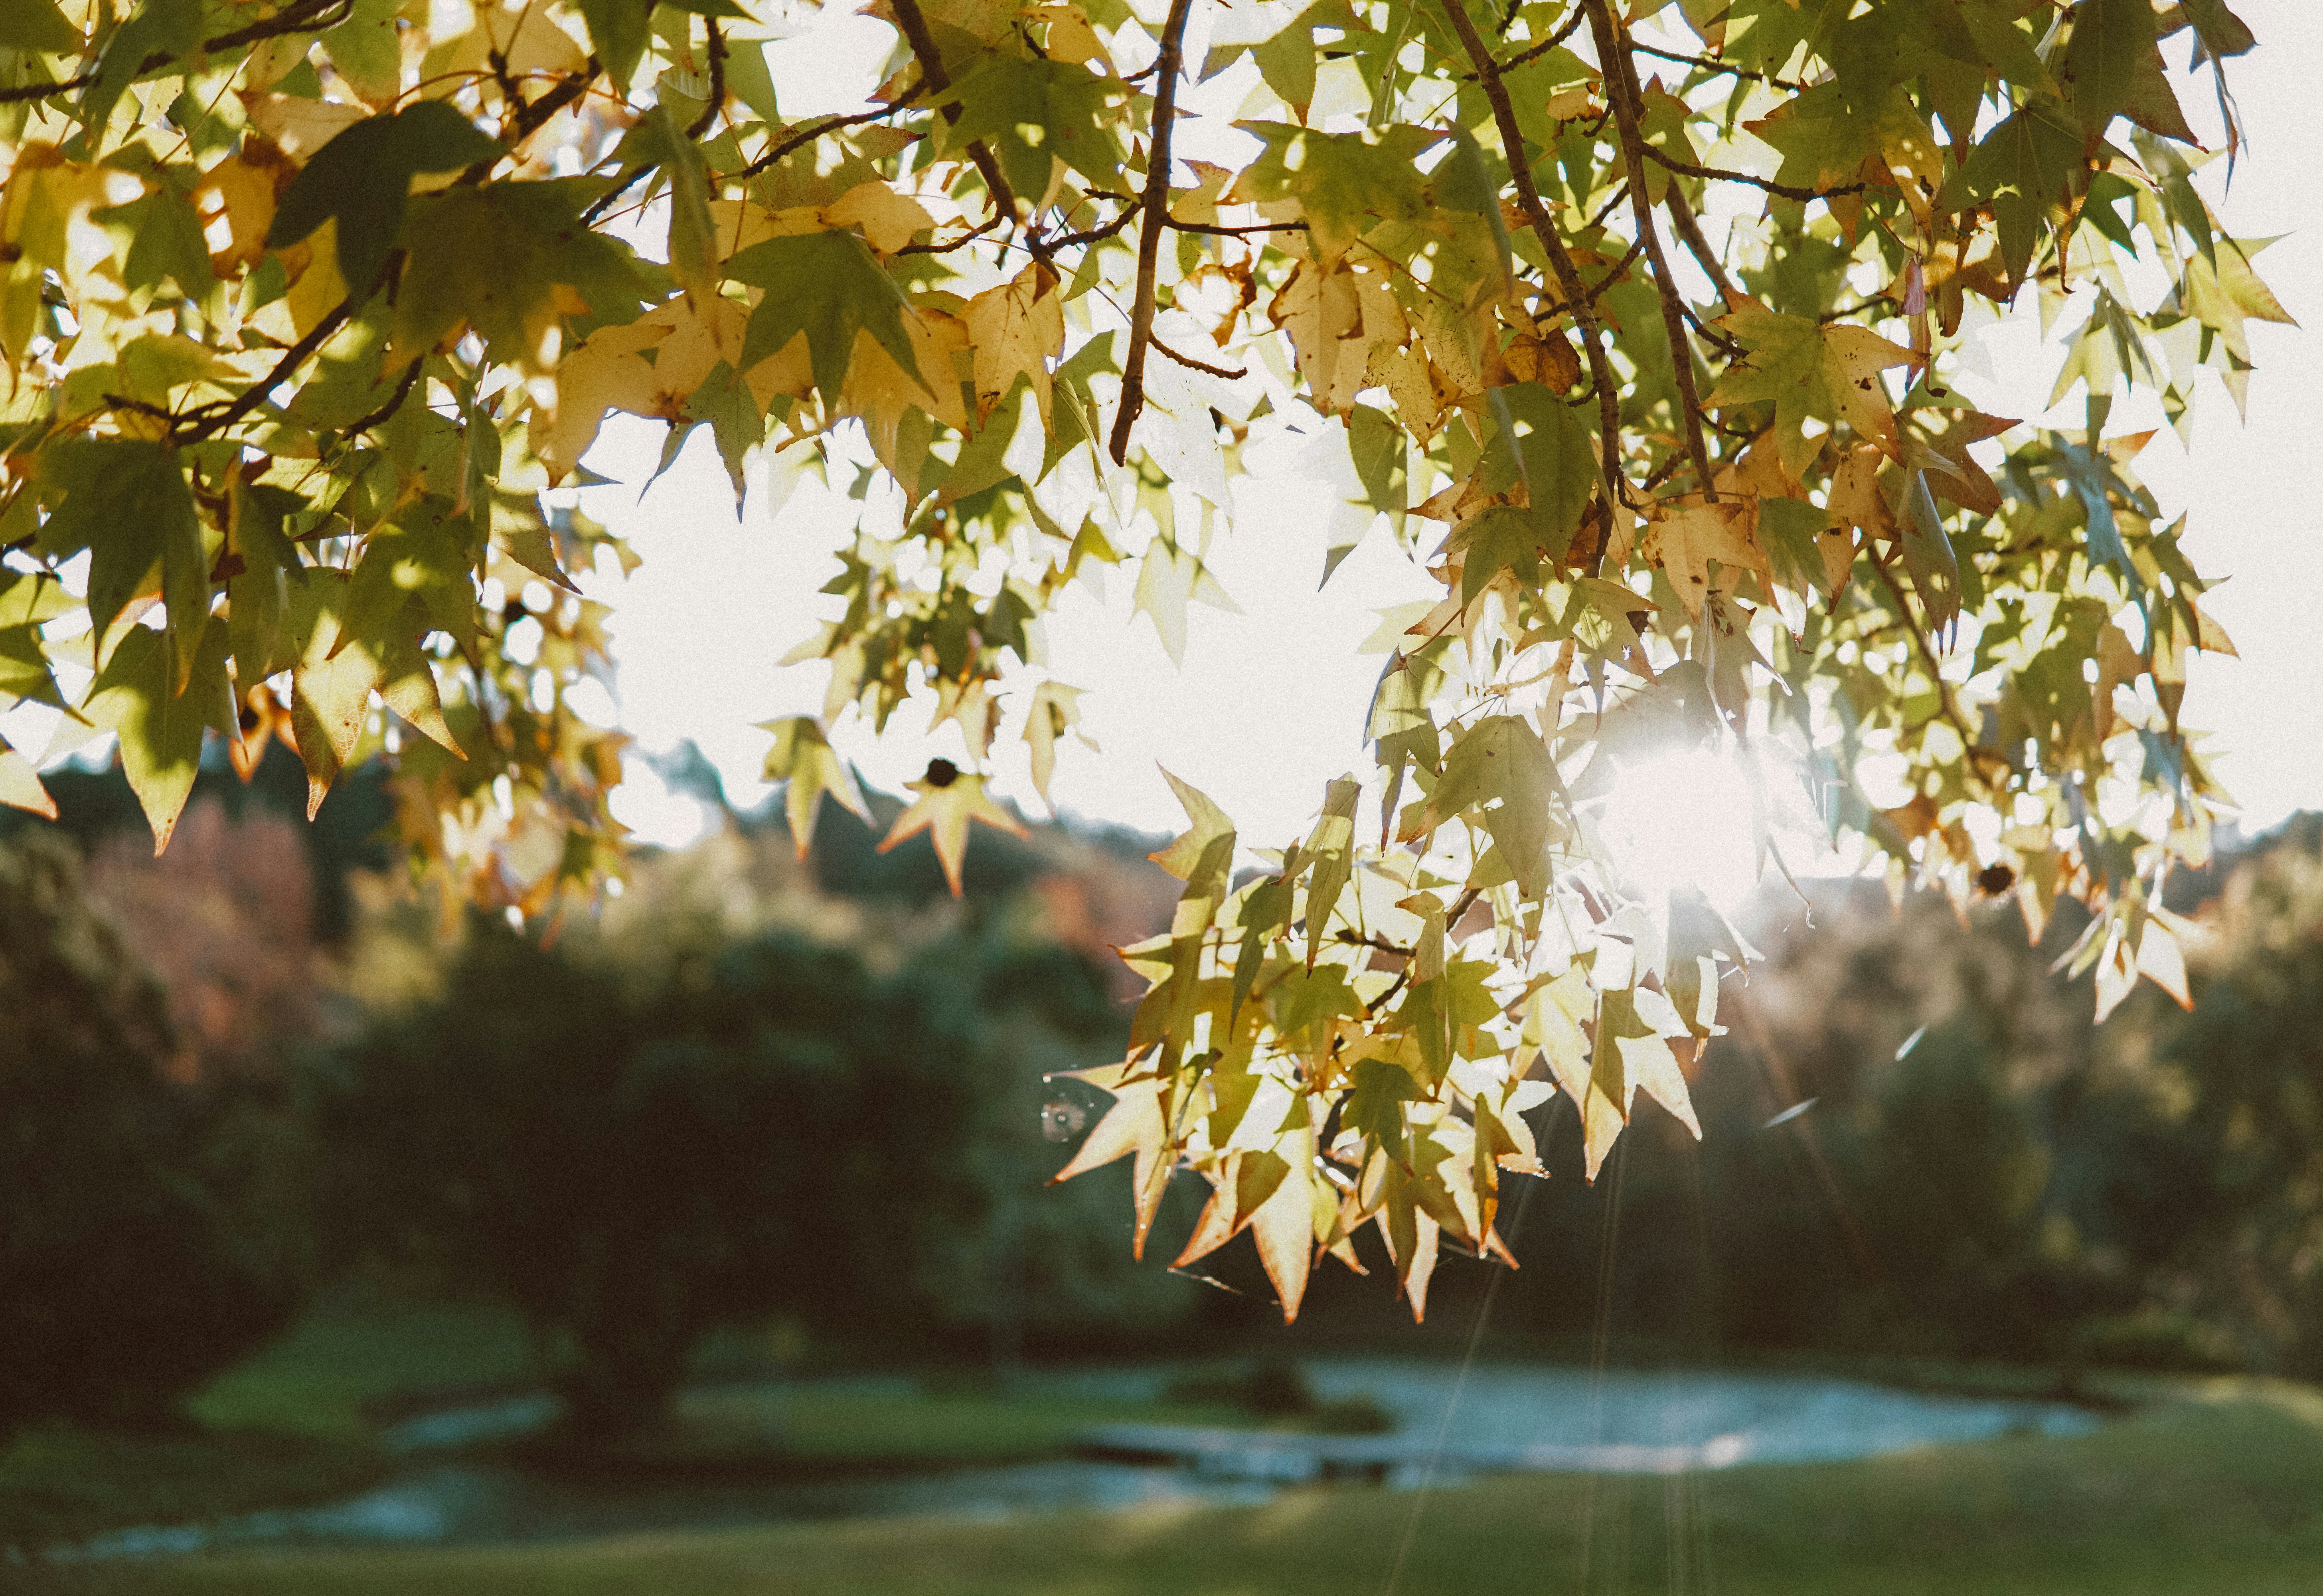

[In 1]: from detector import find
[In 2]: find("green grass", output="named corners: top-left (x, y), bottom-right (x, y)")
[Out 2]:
top-left (23, 1379), bottom-right (2323, 1595)
top-left (185, 1300), bottom-right (538, 1440)
top-left (587, 1383), bottom-right (1260, 1473)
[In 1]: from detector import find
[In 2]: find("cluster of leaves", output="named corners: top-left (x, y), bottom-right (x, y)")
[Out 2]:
top-left (0, 0), bottom-right (2276, 1314)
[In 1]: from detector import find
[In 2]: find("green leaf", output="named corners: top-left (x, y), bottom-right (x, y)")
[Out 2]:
top-left (1898, 469), bottom-right (1962, 642)
top-left (618, 105), bottom-right (717, 299)
top-left (729, 230), bottom-right (922, 407)
top-left (97, 186), bottom-right (215, 302)
top-left (1953, 102), bottom-right (2085, 290)
top-left (1759, 495), bottom-right (1835, 603)
top-left (37, 437), bottom-right (206, 694)
top-left (227, 480), bottom-right (303, 688)
top-left (0, 0), bottom-right (82, 53)
top-left (1228, 122), bottom-right (1436, 261)
top-left (81, 618), bottom-right (230, 851)
top-left (1706, 308), bottom-right (1915, 476)
top-left (268, 102), bottom-right (505, 292)
top-left (2064, 0), bottom-right (2158, 134)
top-left (575, 0), bottom-right (652, 88)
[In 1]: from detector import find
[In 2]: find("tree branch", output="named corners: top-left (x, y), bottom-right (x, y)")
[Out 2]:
top-left (894, 215), bottom-right (1000, 256)
top-left (1663, 180), bottom-right (1740, 306)
top-left (1630, 39), bottom-right (1807, 92)
top-left (0, 71), bottom-right (93, 103)
top-left (685, 18), bottom-right (727, 141)
top-left (1485, 5), bottom-right (1587, 77)
top-left (1152, 334), bottom-right (1243, 380)
top-left (889, 0), bottom-right (1048, 264)
top-left (175, 255), bottom-right (401, 446)
top-left (723, 95), bottom-right (923, 186)
top-left (1438, 0), bottom-right (1628, 518)
top-left (1640, 142), bottom-right (1867, 203)
top-left (342, 359), bottom-right (426, 438)
top-left (1585, 0), bottom-right (1715, 503)
top-left (1107, 0), bottom-right (1197, 466)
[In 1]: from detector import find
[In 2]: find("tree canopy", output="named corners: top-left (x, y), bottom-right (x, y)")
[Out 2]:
top-left (0, 0), bottom-right (2277, 1318)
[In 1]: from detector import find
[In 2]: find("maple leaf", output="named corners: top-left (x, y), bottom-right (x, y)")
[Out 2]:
top-left (962, 265), bottom-right (1063, 429)
top-left (1021, 680), bottom-right (1091, 810)
top-left (1707, 308), bottom-right (1918, 477)
top-left (875, 758), bottom-right (1029, 897)
top-left (1049, 1061), bottom-right (1175, 1258)
top-left (1641, 502), bottom-right (1770, 620)
top-left (759, 715), bottom-right (870, 859)
top-left (728, 230), bottom-right (925, 408)
top-left (266, 102), bottom-right (502, 291)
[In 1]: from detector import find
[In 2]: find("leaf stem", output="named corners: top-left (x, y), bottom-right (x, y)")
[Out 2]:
top-left (1107, 0), bottom-right (1197, 466)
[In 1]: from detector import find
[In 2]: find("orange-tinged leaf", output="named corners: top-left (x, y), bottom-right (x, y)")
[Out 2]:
top-left (1051, 1070), bottom-right (1173, 1258)
top-left (1640, 502), bottom-right (1768, 619)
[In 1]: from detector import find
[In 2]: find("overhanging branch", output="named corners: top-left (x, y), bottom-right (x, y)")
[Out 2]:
top-left (1107, 0), bottom-right (1197, 466)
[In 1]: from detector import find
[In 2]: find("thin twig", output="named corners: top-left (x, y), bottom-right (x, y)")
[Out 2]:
top-left (0, 71), bottom-right (94, 103)
top-left (176, 254), bottom-right (399, 446)
top-left (685, 18), bottom-right (727, 140)
top-left (1107, 0), bottom-right (1197, 465)
top-left (1585, 0), bottom-right (1715, 501)
top-left (894, 216), bottom-right (1001, 256)
top-left (724, 95), bottom-right (923, 185)
top-left (8, 0), bottom-right (352, 103)
top-left (343, 359), bottom-right (426, 437)
top-left (1641, 142), bottom-right (1865, 203)
top-left (1152, 335), bottom-right (1243, 380)
top-left (1440, 0), bottom-right (1627, 517)
top-left (1169, 216), bottom-right (1308, 237)
top-left (1486, 5), bottom-right (1588, 76)
top-left (1663, 180), bottom-right (1740, 305)
top-left (1630, 40), bottom-right (1807, 92)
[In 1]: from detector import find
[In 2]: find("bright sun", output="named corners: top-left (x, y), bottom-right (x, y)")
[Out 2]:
top-left (1596, 747), bottom-right (1765, 912)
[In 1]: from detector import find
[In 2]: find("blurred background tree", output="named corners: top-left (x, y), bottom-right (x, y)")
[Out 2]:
top-left (0, 830), bottom-right (308, 1440)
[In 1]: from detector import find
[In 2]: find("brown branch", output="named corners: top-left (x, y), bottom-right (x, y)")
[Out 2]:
top-left (1152, 334), bottom-right (1243, 380)
top-left (725, 96), bottom-right (923, 185)
top-left (1107, 0), bottom-right (1197, 466)
top-left (343, 359), bottom-right (426, 437)
top-left (686, 18), bottom-right (727, 140)
top-left (460, 61), bottom-right (597, 185)
top-left (894, 215), bottom-right (1000, 255)
top-left (1640, 142), bottom-right (1866, 203)
top-left (1663, 180), bottom-right (1740, 306)
top-left (890, 0), bottom-right (1047, 263)
top-left (175, 254), bottom-right (401, 446)
top-left (1169, 215), bottom-right (1308, 237)
top-left (13, 0), bottom-right (354, 104)
top-left (0, 71), bottom-right (94, 103)
top-left (1586, 0), bottom-right (1715, 502)
top-left (1485, 5), bottom-right (1588, 77)
top-left (1630, 40), bottom-right (1807, 92)
top-left (1438, 0), bottom-right (1628, 518)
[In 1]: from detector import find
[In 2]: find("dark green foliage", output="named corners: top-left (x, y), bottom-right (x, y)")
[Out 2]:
top-left (0, 832), bottom-right (304, 1439)
top-left (319, 913), bottom-right (1185, 1436)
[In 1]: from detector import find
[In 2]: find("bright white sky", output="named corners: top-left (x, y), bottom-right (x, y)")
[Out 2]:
top-left (575, 2), bottom-right (2321, 854)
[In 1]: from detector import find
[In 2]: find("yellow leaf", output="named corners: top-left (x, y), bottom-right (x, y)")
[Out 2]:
top-left (0, 734), bottom-right (55, 820)
top-left (875, 759), bottom-right (1029, 896)
top-left (244, 95), bottom-right (369, 159)
top-left (1640, 502), bottom-right (1768, 619)
top-left (962, 264), bottom-right (1063, 428)
top-left (822, 181), bottom-right (936, 257)
top-left (534, 297), bottom-right (755, 482)
top-left (193, 144), bottom-right (291, 273)
top-left (759, 715), bottom-right (870, 858)
top-left (1022, 680), bottom-right (1088, 810)
top-left (1050, 1069), bottom-right (1173, 1258)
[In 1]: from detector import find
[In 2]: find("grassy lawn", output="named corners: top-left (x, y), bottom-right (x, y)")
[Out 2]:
top-left (23, 1379), bottom-right (2323, 1595)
